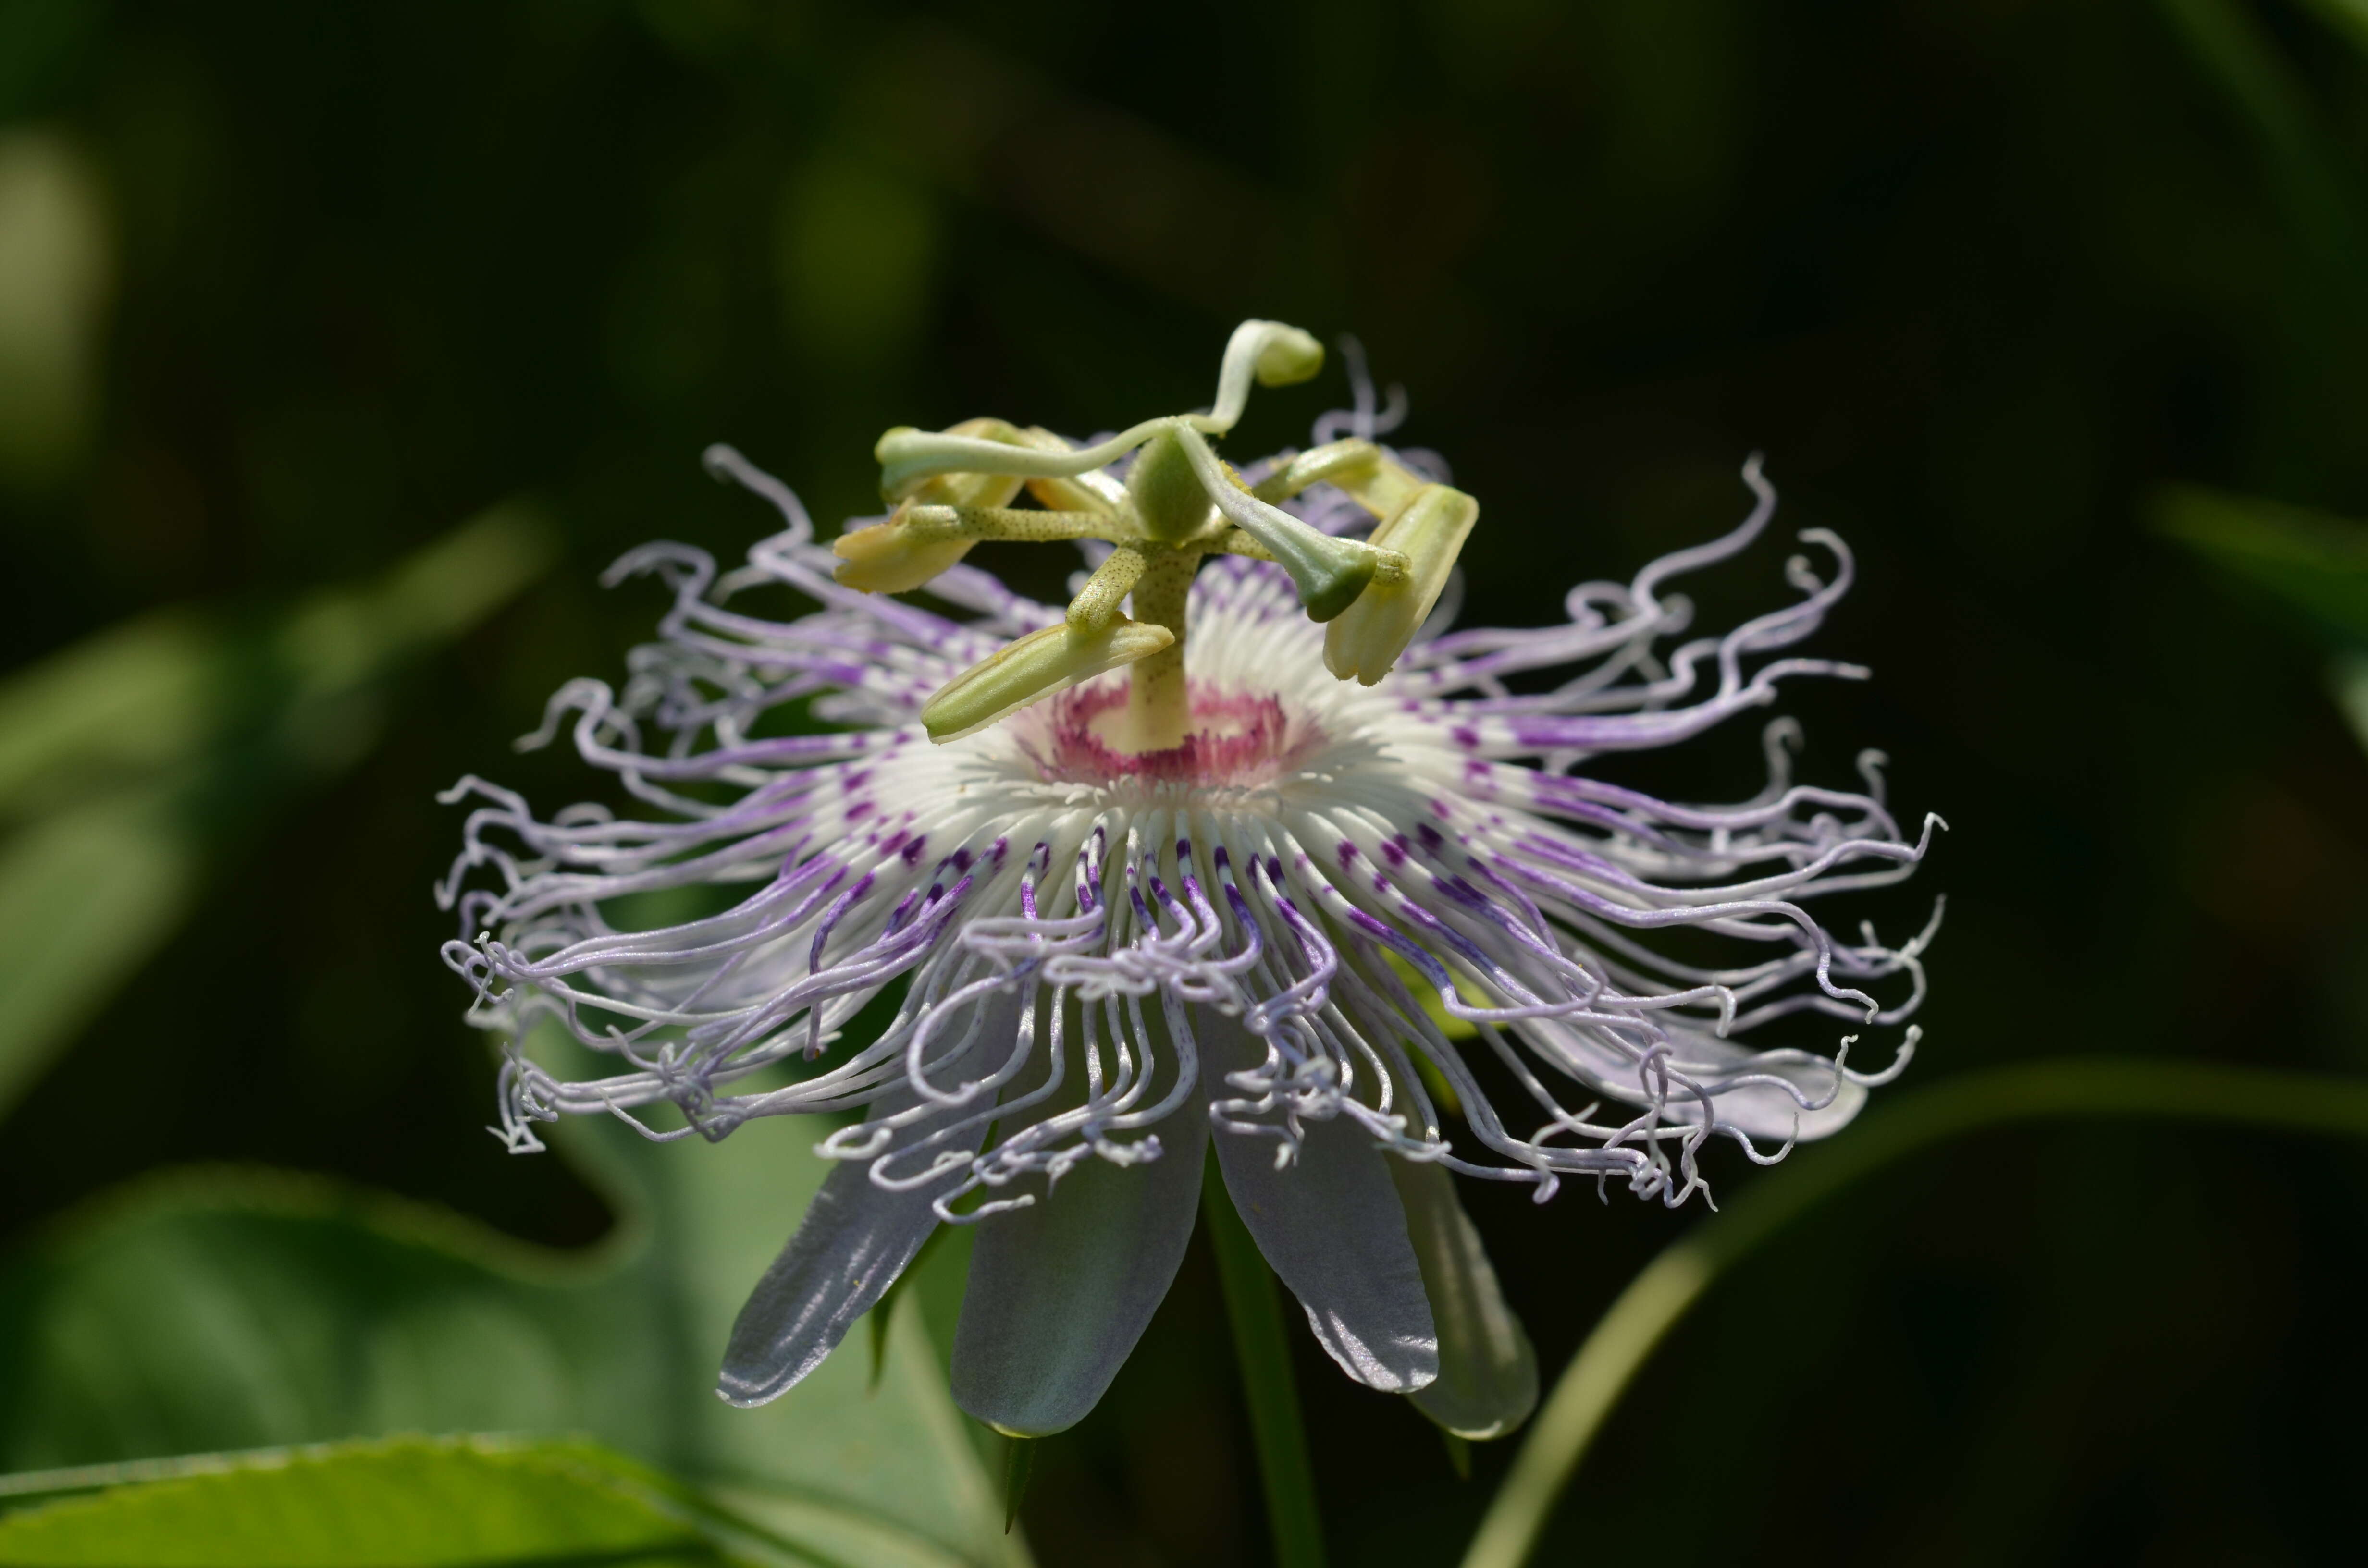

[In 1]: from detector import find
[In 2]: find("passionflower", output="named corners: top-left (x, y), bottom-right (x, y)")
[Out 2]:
top-left (439, 322), bottom-right (1940, 1444)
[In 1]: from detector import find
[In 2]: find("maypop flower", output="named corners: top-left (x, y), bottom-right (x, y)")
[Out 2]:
top-left (440, 322), bottom-right (1941, 1442)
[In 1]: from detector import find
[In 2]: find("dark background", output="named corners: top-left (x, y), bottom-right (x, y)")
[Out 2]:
top-left (4, 1), bottom-right (2367, 1563)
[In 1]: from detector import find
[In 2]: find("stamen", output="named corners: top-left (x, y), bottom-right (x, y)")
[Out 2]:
top-left (1324, 484), bottom-right (1481, 685)
top-left (919, 616), bottom-right (1173, 743)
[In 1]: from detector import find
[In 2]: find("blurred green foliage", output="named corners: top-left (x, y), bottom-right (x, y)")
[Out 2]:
top-left (0, 504), bottom-right (552, 1110)
top-left (3, 0), bottom-right (2368, 1563)
top-left (2157, 486), bottom-right (2368, 649)
top-left (2155, 486), bottom-right (2368, 760)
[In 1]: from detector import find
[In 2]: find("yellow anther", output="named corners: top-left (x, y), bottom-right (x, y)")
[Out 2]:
top-left (920, 615), bottom-right (1175, 744)
top-left (832, 503), bottom-right (971, 594)
top-left (836, 420), bottom-right (1028, 592)
top-left (1332, 455), bottom-right (1430, 520)
top-left (1323, 484), bottom-right (1480, 686)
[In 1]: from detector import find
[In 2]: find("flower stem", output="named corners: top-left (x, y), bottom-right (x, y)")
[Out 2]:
top-left (1204, 1156), bottom-right (1326, 1568)
top-left (1458, 1057), bottom-right (2368, 1568)
top-left (1122, 549), bottom-right (1196, 751)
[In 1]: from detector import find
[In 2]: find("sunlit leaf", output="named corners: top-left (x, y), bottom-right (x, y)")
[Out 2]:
top-left (0, 1434), bottom-right (798, 1567)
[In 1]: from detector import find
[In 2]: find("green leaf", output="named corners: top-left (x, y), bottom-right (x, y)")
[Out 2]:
top-left (2153, 483), bottom-right (2368, 647)
top-left (0, 1046), bottom-right (1026, 1566)
top-left (0, 1434), bottom-right (799, 1567)
top-left (554, 1064), bottom-right (1021, 1567)
top-left (0, 1170), bottom-right (647, 1467)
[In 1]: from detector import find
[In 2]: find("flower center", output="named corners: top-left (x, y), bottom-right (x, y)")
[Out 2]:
top-left (1021, 680), bottom-right (1322, 787)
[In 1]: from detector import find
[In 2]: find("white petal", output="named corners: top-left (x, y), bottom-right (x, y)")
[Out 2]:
top-left (717, 1082), bottom-right (988, 1409)
top-left (1392, 1159), bottom-right (1537, 1439)
top-left (950, 1087), bottom-right (1210, 1436)
top-left (1204, 1017), bottom-right (1436, 1391)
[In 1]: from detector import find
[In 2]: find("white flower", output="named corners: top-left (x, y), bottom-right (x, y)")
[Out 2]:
top-left (440, 325), bottom-right (1940, 1441)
